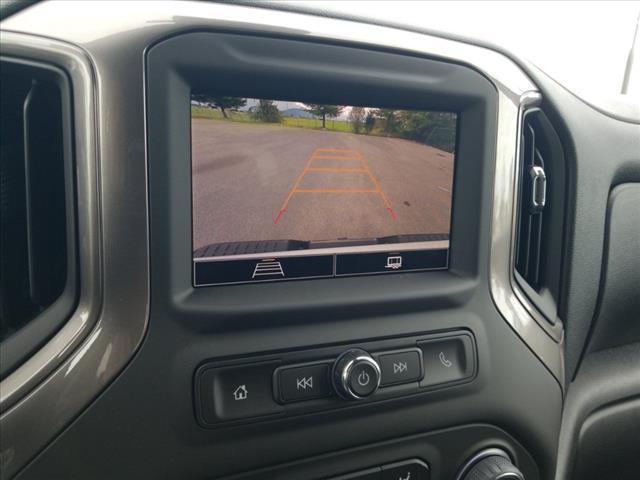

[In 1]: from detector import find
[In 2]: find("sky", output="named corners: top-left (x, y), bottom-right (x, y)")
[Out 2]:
top-left (242, 99), bottom-right (358, 119)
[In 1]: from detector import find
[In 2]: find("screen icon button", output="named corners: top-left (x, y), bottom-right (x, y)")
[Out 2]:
top-left (335, 249), bottom-right (448, 276)
top-left (385, 255), bottom-right (403, 270)
top-left (252, 259), bottom-right (285, 278)
top-left (194, 254), bottom-right (333, 286)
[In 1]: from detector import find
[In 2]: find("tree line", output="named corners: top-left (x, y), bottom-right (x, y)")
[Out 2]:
top-left (192, 95), bottom-right (456, 153)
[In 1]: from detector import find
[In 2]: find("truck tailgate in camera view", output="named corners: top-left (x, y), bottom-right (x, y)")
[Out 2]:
top-left (191, 96), bottom-right (457, 285)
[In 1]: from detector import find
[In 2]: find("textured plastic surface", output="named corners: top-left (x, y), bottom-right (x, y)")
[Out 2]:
top-left (572, 397), bottom-right (640, 480)
top-left (587, 184), bottom-right (640, 352)
top-left (556, 343), bottom-right (640, 480)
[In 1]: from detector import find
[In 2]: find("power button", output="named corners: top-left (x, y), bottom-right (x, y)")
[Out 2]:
top-left (332, 349), bottom-right (381, 400)
top-left (349, 362), bottom-right (379, 397)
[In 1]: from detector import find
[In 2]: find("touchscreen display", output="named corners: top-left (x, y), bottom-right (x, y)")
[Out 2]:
top-left (191, 95), bottom-right (457, 285)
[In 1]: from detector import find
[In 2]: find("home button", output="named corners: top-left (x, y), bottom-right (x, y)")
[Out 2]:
top-left (198, 361), bottom-right (284, 424)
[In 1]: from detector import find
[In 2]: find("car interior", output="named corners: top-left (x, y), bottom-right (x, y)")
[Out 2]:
top-left (1, 1), bottom-right (639, 479)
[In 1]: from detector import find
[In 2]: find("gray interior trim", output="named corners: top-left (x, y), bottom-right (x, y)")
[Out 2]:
top-left (555, 343), bottom-right (640, 479)
top-left (586, 183), bottom-right (640, 353)
top-left (491, 90), bottom-right (565, 383)
top-left (0, 32), bottom-right (149, 479)
top-left (0, 36), bottom-right (100, 408)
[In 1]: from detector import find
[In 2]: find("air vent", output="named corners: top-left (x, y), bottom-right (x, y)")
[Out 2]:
top-left (514, 109), bottom-right (565, 324)
top-left (0, 60), bottom-right (76, 378)
top-left (515, 116), bottom-right (546, 287)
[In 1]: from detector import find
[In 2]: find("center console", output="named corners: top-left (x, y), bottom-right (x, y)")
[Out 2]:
top-left (141, 26), bottom-right (562, 479)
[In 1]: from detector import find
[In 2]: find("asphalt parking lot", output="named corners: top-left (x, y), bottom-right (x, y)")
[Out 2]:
top-left (192, 119), bottom-right (454, 251)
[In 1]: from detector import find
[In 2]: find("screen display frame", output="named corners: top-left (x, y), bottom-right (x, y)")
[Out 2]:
top-left (146, 31), bottom-right (497, 308)
top-left (190, 96), bottom-right (459, 286)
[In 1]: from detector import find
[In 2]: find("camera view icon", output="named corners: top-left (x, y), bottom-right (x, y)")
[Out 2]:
top-left (385, 255), bottom-right (402, 270)
top-left (252, 259), bottom-right (285, 278)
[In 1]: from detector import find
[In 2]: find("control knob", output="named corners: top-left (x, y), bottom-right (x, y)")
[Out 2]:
top-left (332, 349), bottom-right (381, 400)
top-left (456, 448), bottom-right (524, 480)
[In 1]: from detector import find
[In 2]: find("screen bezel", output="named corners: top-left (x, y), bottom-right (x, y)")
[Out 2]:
top-left (146, 31), bottom-right (497, 328)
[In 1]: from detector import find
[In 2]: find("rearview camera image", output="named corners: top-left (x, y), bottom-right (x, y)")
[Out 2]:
top-left (191, 95), bottom-right (457, 285)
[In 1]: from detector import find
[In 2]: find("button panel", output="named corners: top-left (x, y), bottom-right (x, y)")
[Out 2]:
top-left (195, 331), bottom-right (476, 427)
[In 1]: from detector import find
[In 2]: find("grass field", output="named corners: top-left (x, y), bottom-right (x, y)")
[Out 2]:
top-left (191, 106), bottom-right (354, 133)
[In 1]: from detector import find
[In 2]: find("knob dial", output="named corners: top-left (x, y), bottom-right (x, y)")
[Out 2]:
top-left (332, 349), bottom-right (381, 400)
top-left (456, 448), bottom-right (524, 480)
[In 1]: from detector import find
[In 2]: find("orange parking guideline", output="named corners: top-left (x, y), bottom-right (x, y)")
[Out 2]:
top-left (359, 154), bottom-right (396, 219)
top-left (294, 189), bottom-right (379, 193)
top-left (314, 148), bottom-right (362, 155)
top-left (309, 155), bottom-right (361, 160)
top-left (273, 147), bottom-right (396, 224)
top-left (274, 148), bottom-right (319, 222)
top-left (306, 167), bottom-right (367, 173)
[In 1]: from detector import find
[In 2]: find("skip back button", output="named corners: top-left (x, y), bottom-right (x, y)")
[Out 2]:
top-left (277, 363), bottom-right (332, 403)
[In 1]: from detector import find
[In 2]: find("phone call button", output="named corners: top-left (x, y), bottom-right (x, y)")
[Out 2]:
top-left (418, 334), bottom-right (476, 387)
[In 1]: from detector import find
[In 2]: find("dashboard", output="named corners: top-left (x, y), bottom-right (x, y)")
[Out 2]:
top-left (0, 2), bottom-right (639, 480)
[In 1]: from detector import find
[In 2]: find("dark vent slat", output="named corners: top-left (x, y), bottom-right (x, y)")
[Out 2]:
top-left (1, 60), bottom-right (76, 377)
top-left (515, 113), bottom-right (546, 290)
top-left (530, 212), bottom-right (543, 286)
top-left (513, 109), bottom-right (564, 325)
